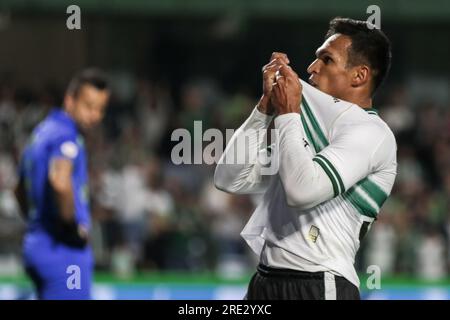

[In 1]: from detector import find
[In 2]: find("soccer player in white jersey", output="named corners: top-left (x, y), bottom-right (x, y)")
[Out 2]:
top-left (214, 17), bottom-right (396, 300)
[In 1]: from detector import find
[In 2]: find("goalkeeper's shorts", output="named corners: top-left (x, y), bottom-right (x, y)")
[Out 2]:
top-left (23, 229), bottom-right (93, 300)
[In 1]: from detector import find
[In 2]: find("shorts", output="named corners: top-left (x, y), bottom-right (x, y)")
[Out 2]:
top-left (246, 264), bottom-right (360, 300)
top-left (23, 230), bottom-right (94, 300)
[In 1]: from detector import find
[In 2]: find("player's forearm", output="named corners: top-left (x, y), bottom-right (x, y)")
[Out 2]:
top-left (274, 113), bottom-right (334, 209)
top-left (53, 187), bottom-right (76, 224)
top-left (49, 158), bottom-right (76, 224)
top-left (214, 106), bottom-right (274, 194)
top-left (50, 169), bottom-right (76, 224)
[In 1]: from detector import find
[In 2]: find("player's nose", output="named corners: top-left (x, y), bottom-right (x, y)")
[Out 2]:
top-left (307, 59), bottom-right (320, 75)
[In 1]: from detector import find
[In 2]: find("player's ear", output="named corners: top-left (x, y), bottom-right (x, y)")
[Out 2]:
top-left (64, 94), bottom-right (75, 111)
top-left (350, 65), bottom-right (370, 88)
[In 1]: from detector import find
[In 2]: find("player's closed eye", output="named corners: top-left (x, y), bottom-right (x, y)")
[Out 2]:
top-left (323, 56), bottom-right (332, 64)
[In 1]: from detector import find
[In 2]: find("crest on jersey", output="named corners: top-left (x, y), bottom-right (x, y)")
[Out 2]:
top-left (61, 141), bottom-right (79, 159)
top-left (308, 225), bottom-right (320, 243)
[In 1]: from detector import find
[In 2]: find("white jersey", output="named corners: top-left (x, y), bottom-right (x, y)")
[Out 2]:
top-left (214, 80), bottom-right (397, 288)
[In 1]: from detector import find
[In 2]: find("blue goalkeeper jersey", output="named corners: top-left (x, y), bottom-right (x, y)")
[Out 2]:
top-left (19, 108), bottom-right (91, 234)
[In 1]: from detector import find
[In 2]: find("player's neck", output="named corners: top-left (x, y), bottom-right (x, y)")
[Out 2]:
top-left (344, 87), bottom-right (373, 108)
top-left (358, 97), bottom-right (372, 109)
top-left (346, 94), bottom-right (372, 109)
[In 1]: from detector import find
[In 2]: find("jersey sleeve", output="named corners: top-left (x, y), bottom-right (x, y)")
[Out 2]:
top-left (312, 122), bottom-right (394, 197)
top-left (273, 113), bottom-right (335, 209)
top-left (49, 134), bottom-right (80, 163)
top-left (214, 107), bottom-right (275, 194)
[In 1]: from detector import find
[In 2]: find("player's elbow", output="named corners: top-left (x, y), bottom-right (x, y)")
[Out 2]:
top-left (214, 165), bottom-right (236, 193)
top-left (214, 164), bottom-right (251, 194)
top-left (214, 177), bottom-right (231, 193)
top-left (214, 164), bottom-right (229, 191)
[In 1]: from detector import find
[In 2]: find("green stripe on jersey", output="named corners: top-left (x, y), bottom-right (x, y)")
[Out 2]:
top-left (302, 96), bottom-right (328, 149)
top-left (301, 105), bottom-right (325, 152)
top-left (356, 178), bottom-right (388, 209)
top-left (313, 157), bottom-right (339, 197)
top-left (314, 154), bottom-right (345, 195)
top-left (343, 177), bottom-right (387, 218)
top-left (301, 113), bottom-right (320, 153)
top-left (365, 108), bottom-right (378, 115)
top-left (343, 186), bottom-right (378, 218)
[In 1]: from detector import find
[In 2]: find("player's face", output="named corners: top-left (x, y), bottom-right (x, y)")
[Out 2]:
top-left (67, 84), bottom-right (110, 130)
top-left (307, 34), bottom-right (354, 100)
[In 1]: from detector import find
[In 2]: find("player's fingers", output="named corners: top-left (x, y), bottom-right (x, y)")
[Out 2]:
top-left (263, 59), bottom-right (287, 72)
top-left (271, 81), bottom-right (283, 103)
top-left (270, 52), bottom-right (290, 65)
top-left (271, 81), bottom-right (280, 97)
top-left (278, 64), bottom-right (292, 77)
top-left (263, 70), bottom-right (276, 86)
top-left (279, 64), bottom-right (299, 80)
top-left (263, 63), bottom-right (281, 73)
top-left (263, 65), bottom-right (285, 86)
top-left (268, 57), bottom-right (288, 65)
top-left (275, 74), bottom-right (286, 87)
top-left (275, 70), bottom-right (282, 82)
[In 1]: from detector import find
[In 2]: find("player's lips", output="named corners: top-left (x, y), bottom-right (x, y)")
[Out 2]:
top-left (308, 78), bottom-right (318, 87)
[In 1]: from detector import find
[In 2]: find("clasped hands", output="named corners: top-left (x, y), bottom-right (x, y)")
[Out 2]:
top-left (257, 52), bottom-right (303, 116)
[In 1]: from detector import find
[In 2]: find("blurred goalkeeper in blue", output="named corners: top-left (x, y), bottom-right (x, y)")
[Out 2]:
top-left (14, 68), bottom-right (110, 299)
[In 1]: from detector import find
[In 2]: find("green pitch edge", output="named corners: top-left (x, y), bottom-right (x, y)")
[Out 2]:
top-left (0, 272), bottom-right (253, 286)
top-left (1, 273), bottom-right (450, 287)
top-left (93, 271), bottom-right (253, 285)
top-left (359, 275), bottom-right (450, 289)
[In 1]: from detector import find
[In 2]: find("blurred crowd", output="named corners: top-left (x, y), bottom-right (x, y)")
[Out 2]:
top-left (0, 72), bottom-right (449, 280)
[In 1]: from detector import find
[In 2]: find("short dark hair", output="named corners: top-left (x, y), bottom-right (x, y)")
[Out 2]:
top-left (325, 17), bottom-right (392, 95)
top-left (66, 67), bottom-right (110, 97)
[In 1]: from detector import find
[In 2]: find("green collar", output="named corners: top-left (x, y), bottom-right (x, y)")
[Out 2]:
top-left (364, 108), bottom-right (378, 115)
